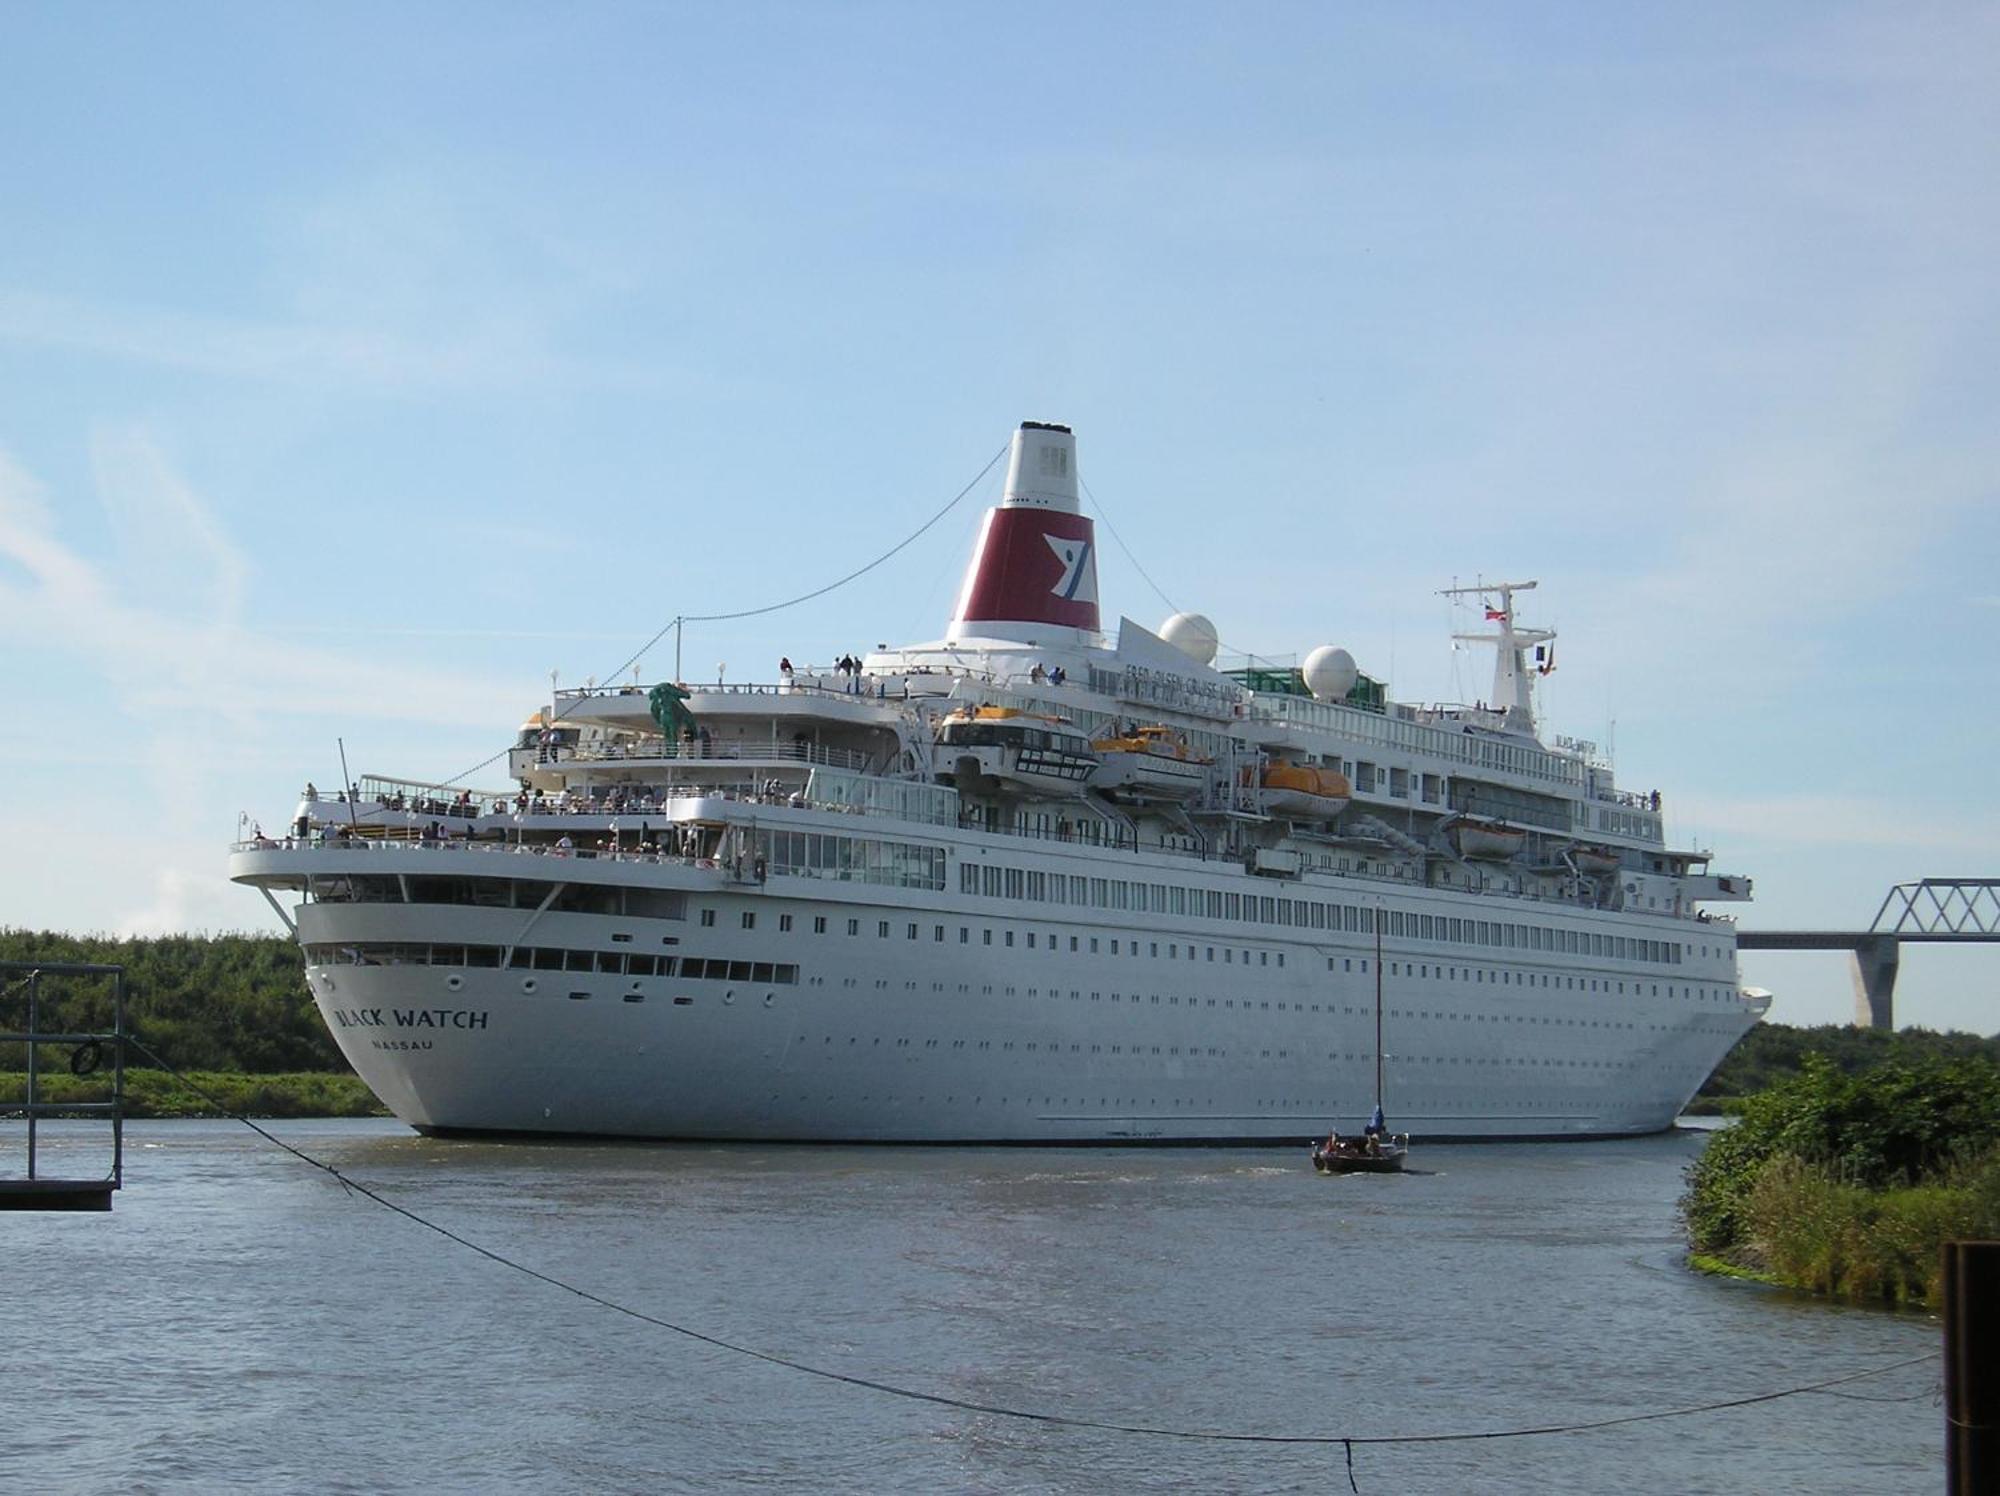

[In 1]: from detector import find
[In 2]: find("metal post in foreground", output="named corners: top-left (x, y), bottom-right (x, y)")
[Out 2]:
top-left (1944, 1240), bottom-right (2000, 1494)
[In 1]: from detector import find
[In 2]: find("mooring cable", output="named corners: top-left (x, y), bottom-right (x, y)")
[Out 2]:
top-left (119, 1035), bottom-right (1936, 1487)
top-left (391, 442), bottom-right (1009, 798)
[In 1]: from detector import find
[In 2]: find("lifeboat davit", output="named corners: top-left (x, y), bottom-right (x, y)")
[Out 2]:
top-left (1090, 724), bottom-right (1212, 800)
top-left (1447, 816), bottom-right (1528, 860)
top-left (1258, 762), bottom-right (1351, 818)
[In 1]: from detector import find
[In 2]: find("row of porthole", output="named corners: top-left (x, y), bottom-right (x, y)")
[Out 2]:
top-left (505, 975), bottom-right (776, 1008)
top-left (444, 970), bottom-right (1730, 1047)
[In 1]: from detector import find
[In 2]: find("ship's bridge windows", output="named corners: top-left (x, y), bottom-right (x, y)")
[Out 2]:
top-left (553, 885), bottom-right (629, 916)
top-left (308, 874), bottom-right (404, 904)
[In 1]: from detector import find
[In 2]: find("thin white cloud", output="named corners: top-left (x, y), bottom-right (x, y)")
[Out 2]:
top-left (0, 436), bottom-right (519, 731)
top-left (0, 437), bottom-right (529, 933)
top-left (0, 287), bottom-right (665, 394)
top-left (1675, 792), bottom-right (1991, 858)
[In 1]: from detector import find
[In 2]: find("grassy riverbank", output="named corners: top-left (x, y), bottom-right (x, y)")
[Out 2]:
top-left (0, 1069), bottom-right (389, 1120)
top-left (1683, 1054), bottom-right (2000, 1308)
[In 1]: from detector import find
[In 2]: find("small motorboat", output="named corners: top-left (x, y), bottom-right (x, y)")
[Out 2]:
top-left (1311, 1131), bottom-right (1409, 1174)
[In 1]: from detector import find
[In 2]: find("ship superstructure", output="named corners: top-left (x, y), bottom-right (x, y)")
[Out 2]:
top-left (230, 422), bottom-right (1763, 1141)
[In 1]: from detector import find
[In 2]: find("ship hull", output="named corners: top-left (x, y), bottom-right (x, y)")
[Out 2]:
top-left (282, 848), bottom-right (1759, 1143)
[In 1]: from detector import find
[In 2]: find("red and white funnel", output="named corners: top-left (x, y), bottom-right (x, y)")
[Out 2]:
top-left (946, 421), bottom-right (1101, 644)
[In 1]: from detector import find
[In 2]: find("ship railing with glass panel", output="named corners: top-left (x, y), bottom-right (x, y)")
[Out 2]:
top-left (237, 802), bottom-right (1727, 930)
top-left (286, 775), bottom-right (519, 836)
top-left (246, 746), bottom-right (1734, 923)
top-left (553, 737), bottom-right (874, 772)
top-left (551, 676), bottom-right (947, 735)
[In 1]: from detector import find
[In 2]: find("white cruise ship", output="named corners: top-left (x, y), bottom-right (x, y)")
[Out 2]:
top-left (230, 421), bottom-right (1764, 1142)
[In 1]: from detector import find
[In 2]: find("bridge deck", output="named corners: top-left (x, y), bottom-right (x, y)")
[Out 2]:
top-left (1738, 931), bottom-right (1999, 950)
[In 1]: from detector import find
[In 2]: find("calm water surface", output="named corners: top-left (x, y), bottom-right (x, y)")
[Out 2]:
top-left (1, 1121), bottom-right (1939, 1494)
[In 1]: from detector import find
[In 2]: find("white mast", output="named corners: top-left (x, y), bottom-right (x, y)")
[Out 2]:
top-left (1440, 579), bottom-right (1554, 735)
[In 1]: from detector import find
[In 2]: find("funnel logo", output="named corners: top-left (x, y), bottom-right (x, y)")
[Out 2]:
top-left (948, 506), bottom-right (1101, 637)
top-left (1046, 535), bottom-right (1097, 604)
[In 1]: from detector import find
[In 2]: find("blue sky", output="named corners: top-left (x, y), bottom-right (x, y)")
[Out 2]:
top-left (3, 4), bottom-right (1994, 1031)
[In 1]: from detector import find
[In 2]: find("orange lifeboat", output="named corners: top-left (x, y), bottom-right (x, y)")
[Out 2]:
top-left (1259, 762), bottom-right (1350, 818)
top-left (1090, 724), bottom-right (1211, 800)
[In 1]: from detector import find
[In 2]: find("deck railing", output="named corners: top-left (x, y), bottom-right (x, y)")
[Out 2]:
top-left (560, 738), bottom-right (872, 771)
top-left (234, 829), bottom-right (1718, 922)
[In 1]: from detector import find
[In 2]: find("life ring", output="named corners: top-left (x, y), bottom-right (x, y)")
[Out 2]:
top-left (69, 1038), bottom-right (104, 1077)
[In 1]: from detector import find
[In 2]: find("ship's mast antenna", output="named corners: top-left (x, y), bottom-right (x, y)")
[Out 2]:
top-left (1374, 916), bottom-right (1385, 1115)
top-left (1440, 579), bottom-right (1554, 735)
top-left (336, 738), bottom-right (359, 831)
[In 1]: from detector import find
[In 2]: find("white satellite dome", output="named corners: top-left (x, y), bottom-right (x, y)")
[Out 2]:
top-left (1160, 612), bottom-right (1219, 667)
top-left (1302, 645), bottom-right (1358, 702)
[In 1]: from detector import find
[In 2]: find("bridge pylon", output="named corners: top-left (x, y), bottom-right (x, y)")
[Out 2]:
top-left (1736, 879), bottom-right (1999, 1031)
top-left (1850, 934), bottom-right (1900, 1031)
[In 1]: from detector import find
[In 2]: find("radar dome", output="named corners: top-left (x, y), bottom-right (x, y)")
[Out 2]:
top-left (1302, 645), bottom-right (1358, 702)
top-left (1160, 612), bottom-right (1219, 667)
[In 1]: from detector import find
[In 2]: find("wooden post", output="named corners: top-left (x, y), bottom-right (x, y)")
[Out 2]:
top-left (1945, 1240), bottom-right (2000, 1494)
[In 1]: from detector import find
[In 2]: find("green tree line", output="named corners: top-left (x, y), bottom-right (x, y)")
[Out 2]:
top-left (0, 929), bottom-right (342, 1073)
top-left (1693, 1020), bottom-right (2000, 1108)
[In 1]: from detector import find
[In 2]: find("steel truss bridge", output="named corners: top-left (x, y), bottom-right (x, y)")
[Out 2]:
top-left (1736, 879), bottom-right (2000, 1029)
